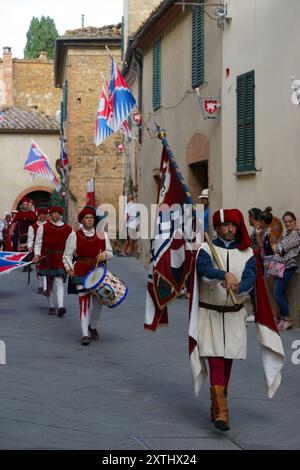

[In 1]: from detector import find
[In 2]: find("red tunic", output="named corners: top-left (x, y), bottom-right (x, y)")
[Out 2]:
top-left (39, 221), bottom-right (72, 278)
top-left (13, 210), bottom-right (37, 251)
top-left (74, 229), bottom-right (106, 278)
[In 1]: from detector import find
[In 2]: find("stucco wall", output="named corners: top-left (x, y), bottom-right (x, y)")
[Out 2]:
top-left (138, 8), bottom-right (222, 265)
top-left (222, 0), bottom-right (300, 218)
top-left (222, 0), bottom-right (300, 325)
top-left (0, 133), bottom-right (60, 218)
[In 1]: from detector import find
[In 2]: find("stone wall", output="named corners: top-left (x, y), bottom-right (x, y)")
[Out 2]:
top-left (13, 60), bottom-right (61, 116)
top-left (0, 51), bottom-right (61, 116)
top-left (65, 48), bottom-right (125, 232)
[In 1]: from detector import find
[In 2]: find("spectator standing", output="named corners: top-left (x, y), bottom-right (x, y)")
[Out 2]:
top-left (120, 193), bottom-right (139, 256)
top-left (198, 188), bottom-right (209, 233)
top-left (271, 211), bottom-right (300, 331)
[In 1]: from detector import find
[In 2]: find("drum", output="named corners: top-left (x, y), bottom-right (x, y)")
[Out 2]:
top-left (83, 264), bottom-right (128, 309)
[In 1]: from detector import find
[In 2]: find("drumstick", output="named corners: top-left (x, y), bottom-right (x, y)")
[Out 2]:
top-left (63, 256), bottom-right (73, 272)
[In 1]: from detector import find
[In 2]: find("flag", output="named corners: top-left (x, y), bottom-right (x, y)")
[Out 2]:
top-left (60, 138), bottom-right (69, 169)
top-left (107, 57), bottom-right (136, 131)
top-left (0, 252), bottom-right (31, 275)
top-left (94, 88), bottom-right (113, 146)
top-left (86, 178), bottom-right (95, 207)
top-left (145, 142), bottom-right (198, 331)
top-left (119, 119), bottom-right (132, 139)
top-left (24, 141), bottom-right (60, 191)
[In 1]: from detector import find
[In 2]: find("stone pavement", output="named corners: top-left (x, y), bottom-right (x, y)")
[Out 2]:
top-left (0, 257), bottom-right (300, 450)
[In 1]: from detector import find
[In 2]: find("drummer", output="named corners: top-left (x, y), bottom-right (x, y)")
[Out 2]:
top-left (63, 206), bottom-right (113, 345)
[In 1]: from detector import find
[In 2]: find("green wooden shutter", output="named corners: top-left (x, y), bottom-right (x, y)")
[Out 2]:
top-left (62, 80), bottom-right (68, 122)
top-left (192, 6), bottom-right (204, 88)
top-left (236, 71), bottom-right (255, 172)
top-left (152, 39), bottom-right (161, 111)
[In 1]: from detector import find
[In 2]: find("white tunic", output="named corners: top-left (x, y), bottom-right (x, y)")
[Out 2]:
top-left (198, 243), bottom-right (253, 359)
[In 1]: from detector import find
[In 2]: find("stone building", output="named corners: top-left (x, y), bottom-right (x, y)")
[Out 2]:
top-left (0, 47), bottom-right (61, 217)
top-left (0, 47), bottom-right (61, 116)
top-left (0, 107), bottom-right (60, 217)
top-left (54, 25), bottom-right (125, 231)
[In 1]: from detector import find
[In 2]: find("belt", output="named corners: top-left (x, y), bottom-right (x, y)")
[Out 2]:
top-left (77, 257), bottom-right (96, 266)
top-left (45, 249), bottom-right (63, 254)
top-left (198, 301), bottom-right (244, 313)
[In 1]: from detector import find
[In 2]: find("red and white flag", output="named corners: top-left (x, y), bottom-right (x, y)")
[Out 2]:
top-left (86, 178), bottom-right (95, 207)
top-left (24, 141), bottom-right (60, 191)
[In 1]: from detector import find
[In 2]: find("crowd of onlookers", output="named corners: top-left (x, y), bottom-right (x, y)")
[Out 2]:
top-left (248, 206), bottom-right (300, 331)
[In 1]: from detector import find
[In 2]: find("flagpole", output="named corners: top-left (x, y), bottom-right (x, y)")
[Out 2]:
top-left (157, 129), bottom-right (238, 305)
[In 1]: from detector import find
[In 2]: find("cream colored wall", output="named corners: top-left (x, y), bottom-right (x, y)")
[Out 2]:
top-left (222, 0), bottom-right (300, 218)
top-left (0, 133), bottom-right (60, 218)
top-left (138, 8), bottom-right (222, 265)
top-left (222, 0), bottom-right (300, 325)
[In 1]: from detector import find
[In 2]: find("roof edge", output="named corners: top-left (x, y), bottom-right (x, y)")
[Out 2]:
top-left (54, 37), bottom-right (121, 87)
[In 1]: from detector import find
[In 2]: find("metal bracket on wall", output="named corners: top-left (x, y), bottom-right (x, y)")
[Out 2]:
top-left (174, 1), bottom-right (228, 29)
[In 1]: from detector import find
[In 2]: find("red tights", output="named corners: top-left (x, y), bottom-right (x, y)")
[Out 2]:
top-left (207, 357), bottom-right (233, 387)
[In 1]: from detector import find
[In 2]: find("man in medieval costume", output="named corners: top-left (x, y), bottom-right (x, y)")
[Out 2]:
top-left (27, 207), bottom-right (48, 294)
top-left (188, 208), bottom-right (284, 432)
top-left (33, 206), bottom-right (72, 316)
top-left (63, 206), bottom-right (113, 345)
top-left (13, 197), bottom-right (37, 251)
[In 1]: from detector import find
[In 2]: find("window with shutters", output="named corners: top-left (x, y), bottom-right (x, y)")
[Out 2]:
top-left (152, 39), bottom-right (161, 111)
top-left (236, 71), bottom-right (255, 173)
top-left (192, 5), bottom-right (204, 88)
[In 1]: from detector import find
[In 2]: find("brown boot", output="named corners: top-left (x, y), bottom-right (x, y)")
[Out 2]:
top-left (210, 387), bottom-right (227, 422)
top-left (210, 385), bottom-right (230, 431)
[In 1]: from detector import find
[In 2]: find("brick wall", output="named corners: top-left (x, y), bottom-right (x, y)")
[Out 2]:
top-left (13, 60), bottom-right (61, 116)
top-left (65, 48), bottom-right (125, 231)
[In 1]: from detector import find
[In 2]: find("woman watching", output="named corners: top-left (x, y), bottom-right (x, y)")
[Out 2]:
top-left (272, 211), bottom-right (300, 331)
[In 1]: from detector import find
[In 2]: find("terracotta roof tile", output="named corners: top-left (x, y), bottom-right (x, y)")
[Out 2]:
top-left (0, 107), bottom-right (60, 131)
top-left (61, 24), bottom-right (121, 39)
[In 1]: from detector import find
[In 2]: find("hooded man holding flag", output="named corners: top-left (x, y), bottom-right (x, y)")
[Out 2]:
top-left (189, 208), bottom-right (284, 432)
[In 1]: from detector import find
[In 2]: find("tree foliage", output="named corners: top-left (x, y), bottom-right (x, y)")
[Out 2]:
top-left (24, 16), bottom-right (58, 59)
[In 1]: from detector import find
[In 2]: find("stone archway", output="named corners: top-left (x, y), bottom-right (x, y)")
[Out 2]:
top-left (12, 186), bottom-right (52, 211)
top-left (186, 133), bottom-right (209, 203)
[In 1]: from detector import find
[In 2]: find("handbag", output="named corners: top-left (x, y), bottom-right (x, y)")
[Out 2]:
top-left (267, 260), bottom-right (285, 278)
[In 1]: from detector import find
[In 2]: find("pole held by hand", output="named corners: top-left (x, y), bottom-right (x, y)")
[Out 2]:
top-left (204, 232), bottom-right (238, 305)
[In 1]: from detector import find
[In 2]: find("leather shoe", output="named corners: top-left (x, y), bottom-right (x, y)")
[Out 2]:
top-left (57, 307), bottom-right (66, 317)
top-left (81, 336), bottom-right (90, 346)
top-left (88, 326), bottom-right (99, 340)
top-left (48, 307), bottom-right (56, 315)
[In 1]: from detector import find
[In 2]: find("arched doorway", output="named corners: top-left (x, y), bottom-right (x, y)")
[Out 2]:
top-left (186, 133), bottom-right (209, 203)
top-left (12, 186), bottom-right (52, 211)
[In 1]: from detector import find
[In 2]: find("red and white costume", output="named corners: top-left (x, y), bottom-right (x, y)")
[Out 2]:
top-left (27, 209), bottom-right (48, 292)
top-left (35, 207), bottom-right (72, 311)
top-left (63, 223), bottom-right (113, 339)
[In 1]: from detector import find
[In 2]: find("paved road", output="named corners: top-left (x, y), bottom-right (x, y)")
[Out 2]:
top-left (0, 257), bottom-right (299, 450)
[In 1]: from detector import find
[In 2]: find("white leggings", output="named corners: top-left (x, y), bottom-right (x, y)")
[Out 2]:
top-left (77, 285), bottom-right (103, 337)
top-left (48, 276), bottom-right (64, 309)
top-left (38, 275), bottom-right (47, 291)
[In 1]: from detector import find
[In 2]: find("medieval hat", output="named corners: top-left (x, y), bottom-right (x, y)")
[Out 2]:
top-left (78, 206), bottom-right (96, 223)
top-left (213, 208), bottom-right (252, 250)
